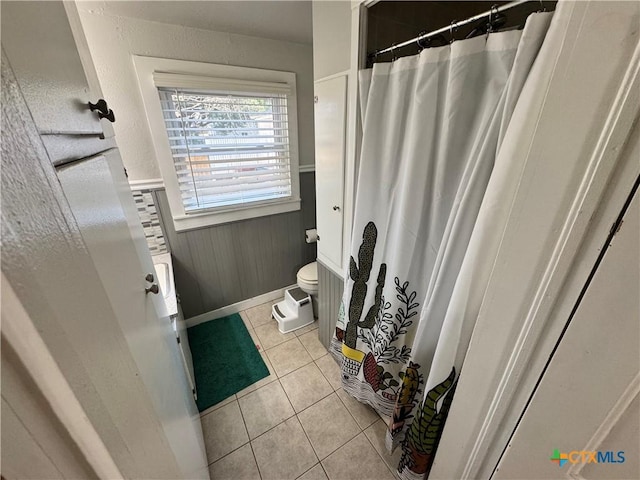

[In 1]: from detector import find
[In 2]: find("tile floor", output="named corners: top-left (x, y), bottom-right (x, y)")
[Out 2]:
top-left (200, 301), bottom-right (399, 480)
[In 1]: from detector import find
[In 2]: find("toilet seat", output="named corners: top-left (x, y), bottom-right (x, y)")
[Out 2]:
top-left (297, 262), bottom-right (318, 295)
top-left (297, 262), bottom-right (318, 284)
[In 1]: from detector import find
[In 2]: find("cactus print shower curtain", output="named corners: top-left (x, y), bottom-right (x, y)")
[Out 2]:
top-left (331, 11), bottom-right (554, 480)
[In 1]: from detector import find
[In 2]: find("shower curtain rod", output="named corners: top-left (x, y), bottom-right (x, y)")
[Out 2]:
top-left (370, 0), bottom-right (538, 58)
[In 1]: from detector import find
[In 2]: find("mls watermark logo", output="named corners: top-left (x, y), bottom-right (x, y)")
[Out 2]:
top-left (550, 449), bottom-right (569, 467)
top-left (551, 449), bottom-right (625, 467)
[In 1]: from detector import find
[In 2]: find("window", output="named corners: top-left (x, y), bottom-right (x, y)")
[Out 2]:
top-left (134, 57), bottom-right (300, 231)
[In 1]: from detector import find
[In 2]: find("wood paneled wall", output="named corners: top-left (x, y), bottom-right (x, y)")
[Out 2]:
top-left (155, 172), bottom-right (317, 319)
top-left (317, 260), bottom-right (344, 349)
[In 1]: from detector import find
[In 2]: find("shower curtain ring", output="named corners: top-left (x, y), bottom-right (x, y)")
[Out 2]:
top-left (450, 21), bottom-right (458, 44)
top-left (488, 5), bottom-right (498, 33)
top-left (391, 44), bottom-right (397, 61)
top-left (416, 31), bottom-right (428, 52)
top-left (539, 0), bottom-right (546, 12)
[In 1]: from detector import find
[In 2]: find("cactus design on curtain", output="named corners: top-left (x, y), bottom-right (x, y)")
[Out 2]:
top-left (331, 222), bottom-right (456, 479)
top-left (398, 368), bottom-right (457, 477)
top-left (333, 222), bottom-right (419, 414)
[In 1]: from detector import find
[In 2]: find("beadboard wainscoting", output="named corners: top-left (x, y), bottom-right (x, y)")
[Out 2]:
top-left (154, 172), bottom-right (317, 319)
top-left (318, 260), bottom-right (344, 349)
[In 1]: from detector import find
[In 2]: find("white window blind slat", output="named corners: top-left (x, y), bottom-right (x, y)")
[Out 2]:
top-left (153, 72), bottom-right (292, 95)
top-left (157, 83), bottom-right (293, 213)
top-left (181, 185), bottom-right (292, 209)
top-left (169, 144), bottom-right (290, 153)
top-left (180, 172), bottom-right (289, 188)
top-left (179, 178), bottom-right (292, 194)
top-left (175, 162), bottom-right (290, 175)
top-left (174, 156), bottom-right (289, 166)
top-left (165, 128), bottom-right (288, 137)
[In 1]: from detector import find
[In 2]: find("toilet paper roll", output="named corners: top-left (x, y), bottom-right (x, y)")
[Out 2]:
top-left (305, 229), bottom-right (318, 244)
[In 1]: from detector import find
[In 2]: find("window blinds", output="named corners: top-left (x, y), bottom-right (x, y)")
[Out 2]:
top-left (156, 77), bottom-right (293, 213)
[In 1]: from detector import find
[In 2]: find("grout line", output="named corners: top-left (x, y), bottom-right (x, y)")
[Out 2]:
top-left (363, 427), bottom-right (401, 479)
top-left (248, 438), bottom-right (263, 480)
top-left (319, 460), bottom-right (331, 480)
top-left (263, 338), bottom-right (315, 379)
top-left (295, 405), bottom-right (323, 465)
top-left (199, 395), bottom-right (237, 419)
top-left (240, 381), bottom-right (297, 443)
top-left (314, 353), bottom-right (342, 392)
top-left (317, 428), bottom-right (361, 464)
top-left (237, 348), bottom-right (313, 399)
top-left (294, 391), bottom-right (361, 463)
top-left (297, 329), bottom-right (327, 361)
top-left (334, 388), bottom-right (368, 431)
top-left (246, 409), bottom-right (298, 444)
top-left (206, 438), bottom-right (250, 468)
top-left (277, 378), bottom-right (297, 418)
top-left (296, 462), bottom-right (321, 480)
top-left (289, 387), bottom-right (334, 416)
top-left (235, 396), bottom-right (256, 446)
top-left (202, 400), bottom-right (250, 467)
top-left (234, 392), bottom-right (264, 480)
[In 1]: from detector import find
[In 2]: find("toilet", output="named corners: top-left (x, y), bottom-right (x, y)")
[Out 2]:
top-left (297, 261), bottom-right (318, 318)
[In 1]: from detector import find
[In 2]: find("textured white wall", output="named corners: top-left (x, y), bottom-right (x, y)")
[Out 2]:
top-left (77, 6), bottom-right (315, 181)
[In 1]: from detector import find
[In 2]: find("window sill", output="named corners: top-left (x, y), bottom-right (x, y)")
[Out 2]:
top-left (171, 198), bottom-right (301, 232)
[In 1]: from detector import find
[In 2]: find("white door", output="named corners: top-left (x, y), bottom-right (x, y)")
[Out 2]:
top-left (315, 74), bottom-right (347, 272)
top-left (493, 189), bottom-right (640, 479)
top-left (57, 149), bottom-right (208, 480)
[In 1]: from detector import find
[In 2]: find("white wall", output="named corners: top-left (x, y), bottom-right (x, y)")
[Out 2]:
top-left (77, 5), bottom-right (315, 181)
top-left (312, 1), bottom-right (351, 80)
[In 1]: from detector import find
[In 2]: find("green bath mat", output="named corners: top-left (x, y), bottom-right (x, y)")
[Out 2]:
top-left (187, 313), bottom-right (269, 412)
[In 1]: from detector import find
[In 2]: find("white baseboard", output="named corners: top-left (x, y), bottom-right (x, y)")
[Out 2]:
top-left (185, 284), bottom-right (297, 328)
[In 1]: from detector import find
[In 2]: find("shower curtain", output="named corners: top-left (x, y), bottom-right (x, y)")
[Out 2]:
top-left (331, 10), bottom-right (555, 480)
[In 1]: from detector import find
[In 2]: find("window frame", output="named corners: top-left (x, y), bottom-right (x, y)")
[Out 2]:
top-left (133, 56), bottom-right (301, 231)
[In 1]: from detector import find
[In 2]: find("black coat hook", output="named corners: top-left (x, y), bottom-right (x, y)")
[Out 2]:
top-left (88, 99), bottom-right (116, 123)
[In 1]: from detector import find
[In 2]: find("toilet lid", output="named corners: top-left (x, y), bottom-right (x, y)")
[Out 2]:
top-left (298, 262), bottom-right (318, 283)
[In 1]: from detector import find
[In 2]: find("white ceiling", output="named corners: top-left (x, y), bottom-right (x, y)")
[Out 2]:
top-left (83, 1), bottom-right (313, 45)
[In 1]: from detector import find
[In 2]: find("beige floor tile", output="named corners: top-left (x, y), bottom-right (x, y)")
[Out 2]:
top-left (236, 351), bottom-right (277, 398)
top-left (280, 363), bottom-right (333, 412)
top-left (254, 320), bottom-right (294, 350)
top-left (364, 419), bottom-right (403, 475)
top-left (252, 417), bottom-right (318, 480)
top-left (208, 443), bottom-right (260, 480)
top-left (246, 327), bottom-right (262, 352)
top-left (238, 381), bottom-right (295, 439)
top-left (335, 389), bottom-right (380, 430)
top-left (240, 311), bottom-right (253, 330)
top-left (199, 394), bottom-right (236, 418)
top-left (295, 320), bottom-right (319, 337)
top-left (245, 302), bottom-right (274, 329)
top-left (297, 463), bottom-right (328, 480)
top-left (201, 401), bottom-right (249, 464)
top-left (315, 354), bottom-right (343, 391)
top-left (298, 393), bottom-right (361, 460)
top-left (266, 337), bottom-right (313, 377)
top-left (322, 432), bottom-right (395, 480)
top-left (298, 330), bottom-right (328, 360)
